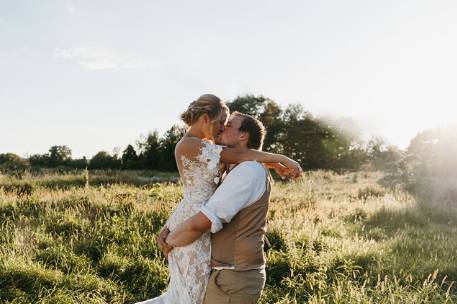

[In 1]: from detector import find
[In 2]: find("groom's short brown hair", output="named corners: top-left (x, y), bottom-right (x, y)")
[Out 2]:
top-left (233, 112), bottom-right (266, 150)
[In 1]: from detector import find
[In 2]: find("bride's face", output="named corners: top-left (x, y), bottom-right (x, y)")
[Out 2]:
top-left (204, 110), bottom-right (228, 140)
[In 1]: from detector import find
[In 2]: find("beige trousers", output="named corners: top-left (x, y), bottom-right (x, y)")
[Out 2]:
top-left (203, 269), bottom-right (266, 304)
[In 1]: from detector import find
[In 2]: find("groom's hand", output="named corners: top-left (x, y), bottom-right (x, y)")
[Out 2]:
top-left (157, 227), bottom-right (173, 255)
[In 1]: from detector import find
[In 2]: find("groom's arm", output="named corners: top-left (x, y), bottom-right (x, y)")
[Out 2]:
top-left (166, 162), bottom-right (266, 248)
top-left (166, 212), bottom-right (212, 247)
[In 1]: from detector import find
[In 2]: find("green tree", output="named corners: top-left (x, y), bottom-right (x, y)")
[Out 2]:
top-left (137, 130), bottom-right (162, 170)
top-left (364, 137), bottom-right (403, 171)
top-left (281, 105), bottom-right (333, 169)
top-left (122, 145), bottom-right (138, 169)
top-left (259, 100), bottom-right (285, 153)
top-left (89, 151), bottom-right (121, 170)
top-left (68, 157), bottom-right (88, 169)
top-left (407, 126), bottom-right (457, 177)
top-left (226, 95), bottom-right (266, 118)
top-left (226, 95), bottom-right (366, 171)
top-left (0, 153), bottom-right (30, 172)
top-left (48, 145), bottom-right (72, 167)
top-left (159, 125), bottom-right (186, 171)
top-left (29, 154), bottom-right (50, 167)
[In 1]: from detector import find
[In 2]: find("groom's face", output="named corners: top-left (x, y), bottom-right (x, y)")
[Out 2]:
top-left (217, 114), bottom-right (245, 147)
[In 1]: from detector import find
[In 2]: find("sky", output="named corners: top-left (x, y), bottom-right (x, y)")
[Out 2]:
top-left (1, 0), bottom-right (457, 158)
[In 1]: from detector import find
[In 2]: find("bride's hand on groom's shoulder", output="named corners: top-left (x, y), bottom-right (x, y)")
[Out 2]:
top-left (157, 227), bottom-right (173, 256)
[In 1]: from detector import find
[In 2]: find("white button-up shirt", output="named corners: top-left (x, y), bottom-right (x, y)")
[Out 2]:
top-left (200, 161), bottom-right (267, 234)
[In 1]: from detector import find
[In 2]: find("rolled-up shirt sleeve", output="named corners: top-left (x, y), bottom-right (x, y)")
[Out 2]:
top-left (200, 161), bottom-right (266, 233)
top-left (200, 205), bottom-right (223, 233)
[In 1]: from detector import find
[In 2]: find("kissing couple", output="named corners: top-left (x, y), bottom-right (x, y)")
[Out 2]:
top-left (135, 94), bottom-right (302, 304)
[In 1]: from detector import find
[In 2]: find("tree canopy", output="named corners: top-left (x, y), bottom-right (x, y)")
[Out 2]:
top-left (5, 94), bottom-right (409, 173)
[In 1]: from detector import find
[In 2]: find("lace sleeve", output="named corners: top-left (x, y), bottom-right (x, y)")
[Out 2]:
top-left (197, 141), bottom-right (223, 171)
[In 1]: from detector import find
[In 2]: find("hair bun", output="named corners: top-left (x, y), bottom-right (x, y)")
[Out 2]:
top-left (180, 94), bottom-right (228, 126)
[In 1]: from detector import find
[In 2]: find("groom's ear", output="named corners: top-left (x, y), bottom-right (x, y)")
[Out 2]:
top-left (239, 131), bottom-right (249, 141)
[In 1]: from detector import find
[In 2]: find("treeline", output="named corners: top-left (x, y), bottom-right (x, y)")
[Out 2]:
top-left (1, 95), bottom-right (407, 173)
top-left (0, 125), bottom-right (186, 173)
top-left (226, 95), bottom-right (402, 171)
top-left (399, 125), bottom-right (457, 179)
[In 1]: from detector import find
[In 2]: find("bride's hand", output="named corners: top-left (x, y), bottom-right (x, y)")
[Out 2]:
top-left (266, 163), bottom-right (293, 178)
top-left (279, 156), bottom-right (303, 178)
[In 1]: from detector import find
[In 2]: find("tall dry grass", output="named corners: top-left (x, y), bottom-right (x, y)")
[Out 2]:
top-left (0, 170), bottom-right (455, 303)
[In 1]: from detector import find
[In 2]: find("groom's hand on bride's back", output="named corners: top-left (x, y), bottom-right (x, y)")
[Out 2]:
top-left (157, 227), bottom-right (174, 255)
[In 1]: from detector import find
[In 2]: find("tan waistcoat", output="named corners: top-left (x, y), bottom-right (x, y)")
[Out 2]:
top-left (210, 167), bottom-right (271, 271)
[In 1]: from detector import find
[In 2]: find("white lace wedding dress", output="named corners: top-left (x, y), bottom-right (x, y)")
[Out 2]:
top-left (136, 141), bottom-right (223, 304)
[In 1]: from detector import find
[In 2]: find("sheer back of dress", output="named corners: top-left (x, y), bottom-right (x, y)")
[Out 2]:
top-left (178, 140), bottom-right (223, 204)
top-left (166, 139), bottom-right (223, 232)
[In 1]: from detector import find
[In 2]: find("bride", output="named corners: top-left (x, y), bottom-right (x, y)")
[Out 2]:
top-left (135, 94), bottom-right (301, 304)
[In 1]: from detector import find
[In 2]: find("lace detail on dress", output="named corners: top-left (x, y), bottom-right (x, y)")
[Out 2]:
top-left (179, 141), bottom-right (223, 203)
top-left (136, 140), bottom-right (223, 304)
top-left (198, 142), bottom-right (223, 171)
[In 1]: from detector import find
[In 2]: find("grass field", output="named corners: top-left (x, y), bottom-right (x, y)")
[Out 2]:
top-left (0, 170), bottom-right (456, 303)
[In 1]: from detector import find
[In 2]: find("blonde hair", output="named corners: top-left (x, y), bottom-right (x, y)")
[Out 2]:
top-left (181, 94), bottom-right (229, 126)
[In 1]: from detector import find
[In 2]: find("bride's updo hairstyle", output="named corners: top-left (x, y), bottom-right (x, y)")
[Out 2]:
top-left (181, 94), bottom-right (229, 126)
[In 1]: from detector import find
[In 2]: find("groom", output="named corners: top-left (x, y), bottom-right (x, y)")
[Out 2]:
top-left (158, 111), bottom-right (277, 303)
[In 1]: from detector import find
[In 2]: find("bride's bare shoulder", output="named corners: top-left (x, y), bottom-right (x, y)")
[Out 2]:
top-left (175, 137), bottom-right (204, 159)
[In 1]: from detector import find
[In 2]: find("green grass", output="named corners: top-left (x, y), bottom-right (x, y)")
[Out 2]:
top-left (0, 170), bottom-right (456, 303)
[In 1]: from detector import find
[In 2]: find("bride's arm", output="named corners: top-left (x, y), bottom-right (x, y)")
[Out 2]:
top-left (220, 148), bottom-right (302, 178)
top-left (176, 137), bottom-right (302, 178)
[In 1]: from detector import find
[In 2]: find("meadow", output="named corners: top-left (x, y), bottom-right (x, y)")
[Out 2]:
top-left (0, 170), bottom-right (456, 303)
